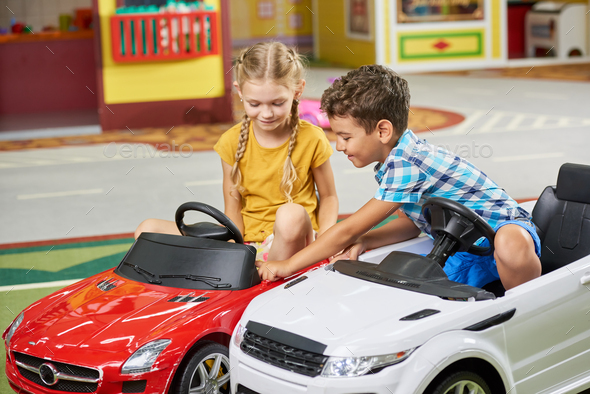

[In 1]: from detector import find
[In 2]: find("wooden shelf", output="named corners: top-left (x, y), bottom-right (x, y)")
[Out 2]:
top-left (0, 30), bottom-right (93, 44)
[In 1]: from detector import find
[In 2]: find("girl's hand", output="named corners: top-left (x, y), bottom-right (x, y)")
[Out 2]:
top-left (256, 260), bottom-right (293, 281)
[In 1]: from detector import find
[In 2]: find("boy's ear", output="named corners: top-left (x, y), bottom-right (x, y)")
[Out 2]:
top-left (375, 120), bottom-right (396, 144)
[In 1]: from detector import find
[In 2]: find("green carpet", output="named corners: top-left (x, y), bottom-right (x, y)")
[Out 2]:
top-left (0, 238), bottom-right (134, 287)
top-left (1, 236), bottom-right (134, 393)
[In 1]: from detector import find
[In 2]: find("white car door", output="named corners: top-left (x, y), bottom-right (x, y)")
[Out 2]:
top-left (501, 257), bottom-right (590, 393)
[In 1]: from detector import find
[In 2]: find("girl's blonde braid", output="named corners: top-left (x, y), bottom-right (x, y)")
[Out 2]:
top-left (230, 113), bottom-right (250, 198)
top-left (279, 99), bottom-right (301, 202)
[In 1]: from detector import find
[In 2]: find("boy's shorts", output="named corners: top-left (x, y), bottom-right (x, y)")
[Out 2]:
top-left (443, 218), bottom-right (542, 288)
top-left (246, 231), bottom-right (318, 262)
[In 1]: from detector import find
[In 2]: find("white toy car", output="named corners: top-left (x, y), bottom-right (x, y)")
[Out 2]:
top-left (229, 163), bottom-right (590, 394)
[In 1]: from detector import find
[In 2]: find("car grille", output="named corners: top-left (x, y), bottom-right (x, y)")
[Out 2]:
top-left (240, 330), bottom-right (328, 377)
top-left (122, 380), bottom-right (147, 393)
top-left (13, 351), bottom-right (100, 392)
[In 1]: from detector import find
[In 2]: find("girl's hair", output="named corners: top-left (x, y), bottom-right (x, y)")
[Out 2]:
top-left (232, 42), bottom-right (306, 203)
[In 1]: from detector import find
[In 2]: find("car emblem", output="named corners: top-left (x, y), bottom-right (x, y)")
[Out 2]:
top-left (39, 363), bottom-right (59, 386)
top-left (28, 341), bottom-right (35, 345)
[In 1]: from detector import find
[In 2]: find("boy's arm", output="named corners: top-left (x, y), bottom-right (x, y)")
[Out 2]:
top-left (257, 198), bottom-right (404, 281)
top-left (220, 160), bottom-right (245, 236)
top-left (311, 159), bottom-right (339, 236)
top-left (332, 211), bottom-right (421, 261)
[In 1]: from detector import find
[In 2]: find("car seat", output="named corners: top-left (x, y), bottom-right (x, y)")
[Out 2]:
top-left (531, 162), bottom-right (590, 274)
top-left (483, 162), bottom-right (590, 296)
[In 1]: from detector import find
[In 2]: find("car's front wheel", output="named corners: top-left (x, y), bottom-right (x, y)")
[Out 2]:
top-left (427, 370), bottom-right (491, 394)
top-left (173, 341), bottom-right (230, 394)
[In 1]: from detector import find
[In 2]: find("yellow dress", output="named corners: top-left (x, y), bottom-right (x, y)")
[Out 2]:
top-left (214, 120), bottom-right (333, 242)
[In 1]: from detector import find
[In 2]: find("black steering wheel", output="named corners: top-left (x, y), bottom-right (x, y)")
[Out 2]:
top-left (175, 202), bottom-right (244, 244)
top-left (422, 197), bottom-right (495, 259)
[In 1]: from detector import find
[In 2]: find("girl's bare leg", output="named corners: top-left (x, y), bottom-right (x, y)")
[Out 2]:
top-left (134, 219), bottom-right (181, 239)
top-left (267, 203), bottom-right (314, 261)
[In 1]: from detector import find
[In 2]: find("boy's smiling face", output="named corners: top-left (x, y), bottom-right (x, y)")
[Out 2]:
top-left (330, 115), bottom-right (396, 168)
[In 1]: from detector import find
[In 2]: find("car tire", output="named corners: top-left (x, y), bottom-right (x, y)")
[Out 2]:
top-left (427, 370), bottom-right (492, 394)
top-left (173, 341), bottom-right (230, 394)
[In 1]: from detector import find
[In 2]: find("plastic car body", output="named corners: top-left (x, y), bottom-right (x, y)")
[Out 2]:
top-left (299, 100), bottom-right (331, 129)
top-left (230, 163), bottom-right (590, 394)
top-left (3, 203), bottom-right (326, 394)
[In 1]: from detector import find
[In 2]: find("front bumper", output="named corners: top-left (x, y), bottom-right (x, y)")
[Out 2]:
top-left (4, 347), bottom-right (175, 394)
top-left (229, 339), bottom-right (416, 394)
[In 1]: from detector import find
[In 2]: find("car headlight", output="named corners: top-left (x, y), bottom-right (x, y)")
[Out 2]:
top-left (5, 313), bottom-right (24, 347)
top-left (321, 348), bottom-right (415, 377)
top-left (233, 324), bottom-right (246, 348)
top-left (121, 339), bottom-right (171, 374)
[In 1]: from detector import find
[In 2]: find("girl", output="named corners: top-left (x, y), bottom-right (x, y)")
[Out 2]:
top-left (135, 42), bottom-right (338, 263)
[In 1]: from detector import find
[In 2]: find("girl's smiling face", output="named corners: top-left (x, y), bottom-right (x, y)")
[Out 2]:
top-left (236, 79), bottom-right (304, 135)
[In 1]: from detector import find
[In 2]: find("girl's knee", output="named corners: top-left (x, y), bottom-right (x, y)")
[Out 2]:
top-left (135, 219), bottom-right (154, 239)
top-left (276, 203), bottom-right (308, 225)
top-left (135, 219), bottom-right (178, 239)
top-left (274, 203), bottom-right (312, 238)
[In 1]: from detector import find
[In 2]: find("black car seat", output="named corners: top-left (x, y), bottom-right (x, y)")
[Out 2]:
top-left (483, 163), bottom-right (590, 296)
top-left (531, 163), bottom-right (590, 274)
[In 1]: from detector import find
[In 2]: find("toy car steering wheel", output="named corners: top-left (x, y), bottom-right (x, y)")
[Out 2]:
top-left (422, 197), bottom-right (495, 258)
top-left (175, 202), bottom-right (244, 244)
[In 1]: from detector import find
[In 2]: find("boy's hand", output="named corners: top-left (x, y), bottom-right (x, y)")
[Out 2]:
top-left (256, 260), bottom-right (293, 281)
top-left (330, 240), bottom-right (367, 262)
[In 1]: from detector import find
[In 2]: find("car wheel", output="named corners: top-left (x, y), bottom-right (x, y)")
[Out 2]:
top-left (428, 370), bottom-right (491, 394)
top-left (174, 341), bottom-right (230, 394)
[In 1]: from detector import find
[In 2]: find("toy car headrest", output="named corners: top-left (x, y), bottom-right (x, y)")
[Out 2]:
top-left (556, 163), bottom-right (590, 204)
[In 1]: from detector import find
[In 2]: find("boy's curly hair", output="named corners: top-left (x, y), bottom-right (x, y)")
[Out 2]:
top-left (320, 65), bottom-right (410, 136)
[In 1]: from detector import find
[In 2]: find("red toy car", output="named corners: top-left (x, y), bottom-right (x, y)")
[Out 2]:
top-left (3, 202), bottom-right (325, 394)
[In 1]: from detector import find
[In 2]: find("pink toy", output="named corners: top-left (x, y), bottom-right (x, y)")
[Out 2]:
top-left (299, 99), bottom-right (331, 129)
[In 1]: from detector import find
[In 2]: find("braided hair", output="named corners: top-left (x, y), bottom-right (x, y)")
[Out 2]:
top-left (232, 42), bottom-right (306, 203)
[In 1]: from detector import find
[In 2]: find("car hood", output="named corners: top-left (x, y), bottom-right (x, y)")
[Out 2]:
top-left (16, 274), bottom-right (230, 353)
top-left (241, 267), bottom-right (501, 357)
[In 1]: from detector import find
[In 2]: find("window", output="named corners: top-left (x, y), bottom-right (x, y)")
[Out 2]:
top-left (258, 1), bottom-right (274, 19)
top-left (289, 13), bottom-right (303, 29)
top-left (345, 0), bottom-right (373, 40)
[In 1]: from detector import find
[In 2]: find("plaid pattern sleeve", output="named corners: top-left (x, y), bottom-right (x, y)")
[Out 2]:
top-left (374, 130), bottom-right (531, 235)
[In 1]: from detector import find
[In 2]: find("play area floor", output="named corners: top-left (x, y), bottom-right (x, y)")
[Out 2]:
top-left (1, 61), bottom-right (589, 394)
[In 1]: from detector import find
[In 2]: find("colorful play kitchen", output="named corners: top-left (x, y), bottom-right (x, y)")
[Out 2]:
top-left (96, 0), bottom-right (233, 130)
top-left (313, 0), bottom-right (590, 71)
top-left (0, 1), bottom-right (96, 118)
top-left (0, 0), bottom-right (233, 132)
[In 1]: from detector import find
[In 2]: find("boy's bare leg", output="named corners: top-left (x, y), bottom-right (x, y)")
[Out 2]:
top-left (135, 219), bottom-right (181, 239)
top-left (267, 203), bottom-right (314, 261)
top-left (494, 224), bottom-right (542, 290)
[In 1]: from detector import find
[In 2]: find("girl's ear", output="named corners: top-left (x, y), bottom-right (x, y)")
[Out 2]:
top-left (295, 79), bottom-right (306, 99)
top-left (233, 81), bottom-right (242, 98)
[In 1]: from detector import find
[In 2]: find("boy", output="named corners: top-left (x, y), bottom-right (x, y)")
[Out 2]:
top-left (257, 65), bottom-right (541, 291)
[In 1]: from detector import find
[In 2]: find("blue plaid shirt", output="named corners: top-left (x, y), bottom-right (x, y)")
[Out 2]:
top-left (375, 129), bottom-right (530, 236)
